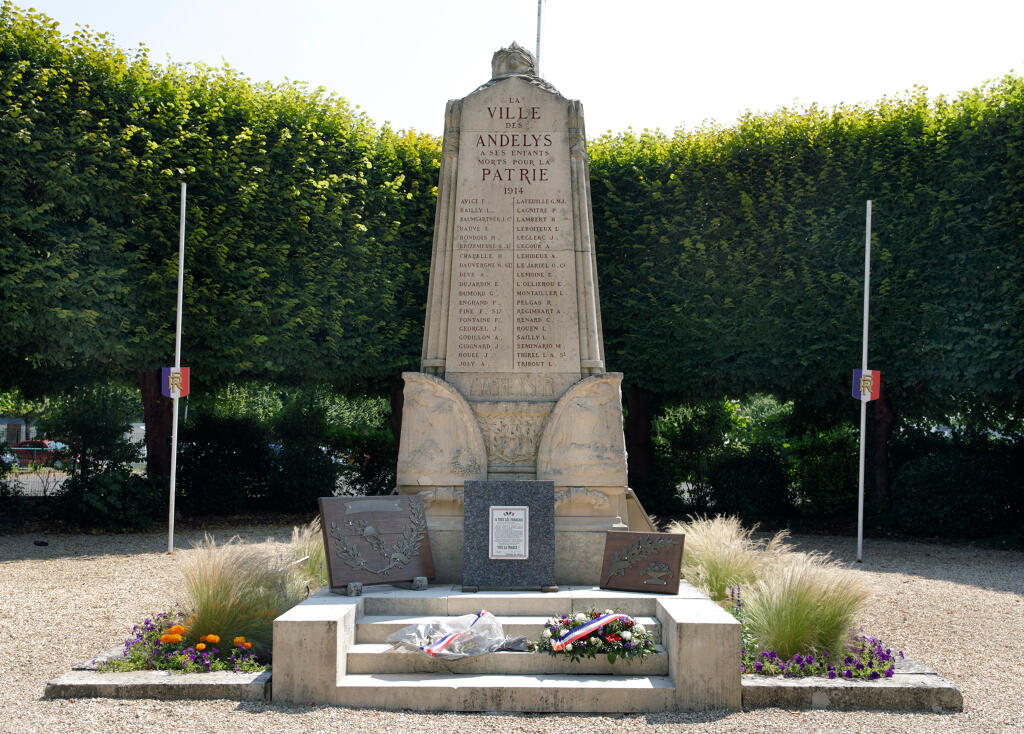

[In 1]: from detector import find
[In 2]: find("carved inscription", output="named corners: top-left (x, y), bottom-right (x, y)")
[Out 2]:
top-left (446, 78), bottom-right (581, 376)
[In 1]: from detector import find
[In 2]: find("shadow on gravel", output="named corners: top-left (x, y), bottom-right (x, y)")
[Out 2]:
top-left (232, 702), bottom-right (735, 725)
top-left (0, 527), bottom-right (297, 562)
top-left (786, 533), bottom-right (1024, 597)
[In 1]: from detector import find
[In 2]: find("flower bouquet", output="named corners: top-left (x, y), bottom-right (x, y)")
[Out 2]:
top-left (531, 609), bottom-right (659, 664)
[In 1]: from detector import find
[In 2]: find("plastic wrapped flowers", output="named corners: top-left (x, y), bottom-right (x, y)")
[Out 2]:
top-left (531, 608), bottom-right (659, 664)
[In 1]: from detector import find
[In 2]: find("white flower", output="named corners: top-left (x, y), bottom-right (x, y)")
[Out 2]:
top-left (603, 609), bottom-right (615, 616)
top-left (564, 643), bottom-right (573, 652)
top-left (621, 631), bottom-right (632, 641)
top-left (633, 624), bottom-right (646, 635)
top-left (542, 629), bottom-right (552, 639)
top-left (574, 612), bottom-right (588, 623)
top-left (557, 627), bottom-right (567, 637)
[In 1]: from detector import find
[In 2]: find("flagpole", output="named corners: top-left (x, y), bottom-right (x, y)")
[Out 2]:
top-left (856, 200), bottom-right (872, 563)
top-left (536, 0), bottom-right (543, 72)
top-left (168, 182), bottom-right (186, 553)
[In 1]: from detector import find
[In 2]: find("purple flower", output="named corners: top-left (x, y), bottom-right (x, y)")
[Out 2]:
top-left (884, 667), bottom-right (895, 678)
top-left (754, 662), bottom-right (763, 673)
top-left (843, 670), bottom-right (853, 678)
top-left (623, 641), bottom-right (636, 651)
top-left (828, 670), bottom-right (837, 679)
top-left (869, 671), bottom-right (880, 680)
top-left (793, 654), bottom-right (803, 665)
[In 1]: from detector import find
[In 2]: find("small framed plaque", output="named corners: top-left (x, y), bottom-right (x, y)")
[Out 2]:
top-left (488, 505), bottom-right (529, 560)
top-left (599, 531), bottom-right (685, 594)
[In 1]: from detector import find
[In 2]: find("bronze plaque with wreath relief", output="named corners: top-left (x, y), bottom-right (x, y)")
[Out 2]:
top-left (318, 496), bottom-right (435, 590)
top-left (599, 531), bottom-right (684, 594)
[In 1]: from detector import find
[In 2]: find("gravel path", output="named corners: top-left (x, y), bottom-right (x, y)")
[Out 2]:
top-left (1, 528), bottom-right (1021, 733)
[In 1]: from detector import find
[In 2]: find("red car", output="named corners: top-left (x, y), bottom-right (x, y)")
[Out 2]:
top-left (10, 440), bottom-right (69, 468)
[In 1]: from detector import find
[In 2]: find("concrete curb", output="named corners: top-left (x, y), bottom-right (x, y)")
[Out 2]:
top-left (44, 669), bottom-right (271, 701)
top-left (742, 658), bottom-right (963, 712)
top-left (46, 647), bottom-right (271, 701)
top-left (46, 655), bottom-right (961, 712)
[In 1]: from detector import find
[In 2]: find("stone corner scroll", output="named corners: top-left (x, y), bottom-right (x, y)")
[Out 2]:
top-left (396, 372), bottom-right (488, 487)
top-left (318, 495), bottom-right (435, 590)
top-left (536, 373), bottom-right (628, 487)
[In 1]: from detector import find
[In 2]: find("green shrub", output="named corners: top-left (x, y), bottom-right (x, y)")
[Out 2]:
top-left (54, 467), bottom-right (161, 530)
top-left (788, 425), bottom-right (858, 517)
top-left (178, 414), bottom-right (273, 515)
top-left (266, 402), bottom-right (340, 513)
top-left (891, 447), bottom-right (1021, 538)
top-left (0, 448), bottom-right (23, 507)
top-left (37, 385), bottom-right (142, 477)
top-left (706, 444), bottom-right (790, 519)
top-left (330, 425), bottom-right (396, 496)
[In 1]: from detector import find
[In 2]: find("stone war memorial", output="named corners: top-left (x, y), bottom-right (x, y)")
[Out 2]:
top-left (270, 45), bottom-right (742, 712)
top-left (396, 41), bottom-right (653, 586)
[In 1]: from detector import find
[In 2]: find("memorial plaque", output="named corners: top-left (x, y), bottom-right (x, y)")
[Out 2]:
top-left (489, 505), bottom-right (529, 559)
top-left (463, 480), bottom-right (555, 590)
top-left (444, 78), bottom-right (581, 383)
top-left (599, 531), bottom-right (685, 595)
top-left (318, 496), bottom-right (434, 590)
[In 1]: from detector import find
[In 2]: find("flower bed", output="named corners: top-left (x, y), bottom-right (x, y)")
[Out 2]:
top-left (98, 612), bottom-right (266, 674)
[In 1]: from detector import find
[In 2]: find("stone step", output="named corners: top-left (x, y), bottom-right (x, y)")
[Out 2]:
top-left (356, 584), bottom-right (698, 617)
top-left (330, 673), bottom-right (676, 712)
top-left (345, 643), bottom-right (669, 676)
top-left (355, 614), bottom-right (662, 644)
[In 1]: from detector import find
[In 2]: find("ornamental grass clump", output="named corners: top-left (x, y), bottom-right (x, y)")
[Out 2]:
top-left (742, 553), bottom-right (869, 660)
top-left (178, 534), bottom-right (307, 655)
top-left (666, 515), bottom-right (792, 602)
top-left (290, 516), bottom-right (328, 590)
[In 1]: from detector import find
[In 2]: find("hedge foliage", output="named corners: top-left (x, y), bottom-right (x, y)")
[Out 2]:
top-left (3, 2), bottom-right (1022, 440)
top-left (0, 2), bottom-right (438, 397)
top-left (589, 85), bottom-right (1024, 426)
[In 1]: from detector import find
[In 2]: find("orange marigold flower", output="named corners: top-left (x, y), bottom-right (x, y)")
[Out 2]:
top-left (165, 625), bottom-right (185, 635)
top-left (243, 642), bottom-right (252, 649)
top-left (196, 643), bottom-right (206, 650)
top-left (159, 633), bottom-right (183, 645)
top-left (205, 634), bottom-right (220, 644)
top-left (233, 636), bottom-right (246, 647)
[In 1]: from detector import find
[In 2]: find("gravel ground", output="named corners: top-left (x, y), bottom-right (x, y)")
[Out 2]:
top-left (1, 527), bottom-right (1021, 734)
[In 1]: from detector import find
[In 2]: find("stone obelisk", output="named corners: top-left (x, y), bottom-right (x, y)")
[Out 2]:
top-left (396, 43), bottom-right (652, 584)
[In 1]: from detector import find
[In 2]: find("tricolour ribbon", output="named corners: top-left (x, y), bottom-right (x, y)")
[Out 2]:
top-left (551, 612), bottom-right (630, 651)
top-left (420, 610), bottom-right (488, 657)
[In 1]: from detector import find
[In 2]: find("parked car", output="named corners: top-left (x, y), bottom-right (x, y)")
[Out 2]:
top-left (10, 440), bottom-right (69, 468)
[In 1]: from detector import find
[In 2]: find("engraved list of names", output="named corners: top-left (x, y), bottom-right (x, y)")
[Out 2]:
top-left (445, 79), bottom-right (581, 377)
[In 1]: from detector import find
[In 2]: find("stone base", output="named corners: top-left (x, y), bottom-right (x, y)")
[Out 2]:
top-left (271, 583), bottom-right (741, 712)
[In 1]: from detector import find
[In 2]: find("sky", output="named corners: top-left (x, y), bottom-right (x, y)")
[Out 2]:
top-left (19, 0), bottom-right (1024, 136)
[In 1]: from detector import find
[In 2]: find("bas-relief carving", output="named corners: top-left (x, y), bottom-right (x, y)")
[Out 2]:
top-left (554, 486), bottom-right (611, 511)
top-left (418, 486), bottom-right (464, 507)
top-left (396, 372), bottom-right (487, 486)
top-left (471, 401), bottom-right (553, 467)
top-left (536, 373), bottom-right (628, 487)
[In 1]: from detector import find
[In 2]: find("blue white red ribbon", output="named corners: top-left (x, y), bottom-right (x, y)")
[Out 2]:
top-left (420, 610), bottom-right (488, 657)
top-left (551, 613), bottom-right (630, 651)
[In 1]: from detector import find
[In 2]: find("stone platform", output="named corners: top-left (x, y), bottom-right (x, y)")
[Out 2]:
top-left (271, 582), bottom-right (740, 712)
